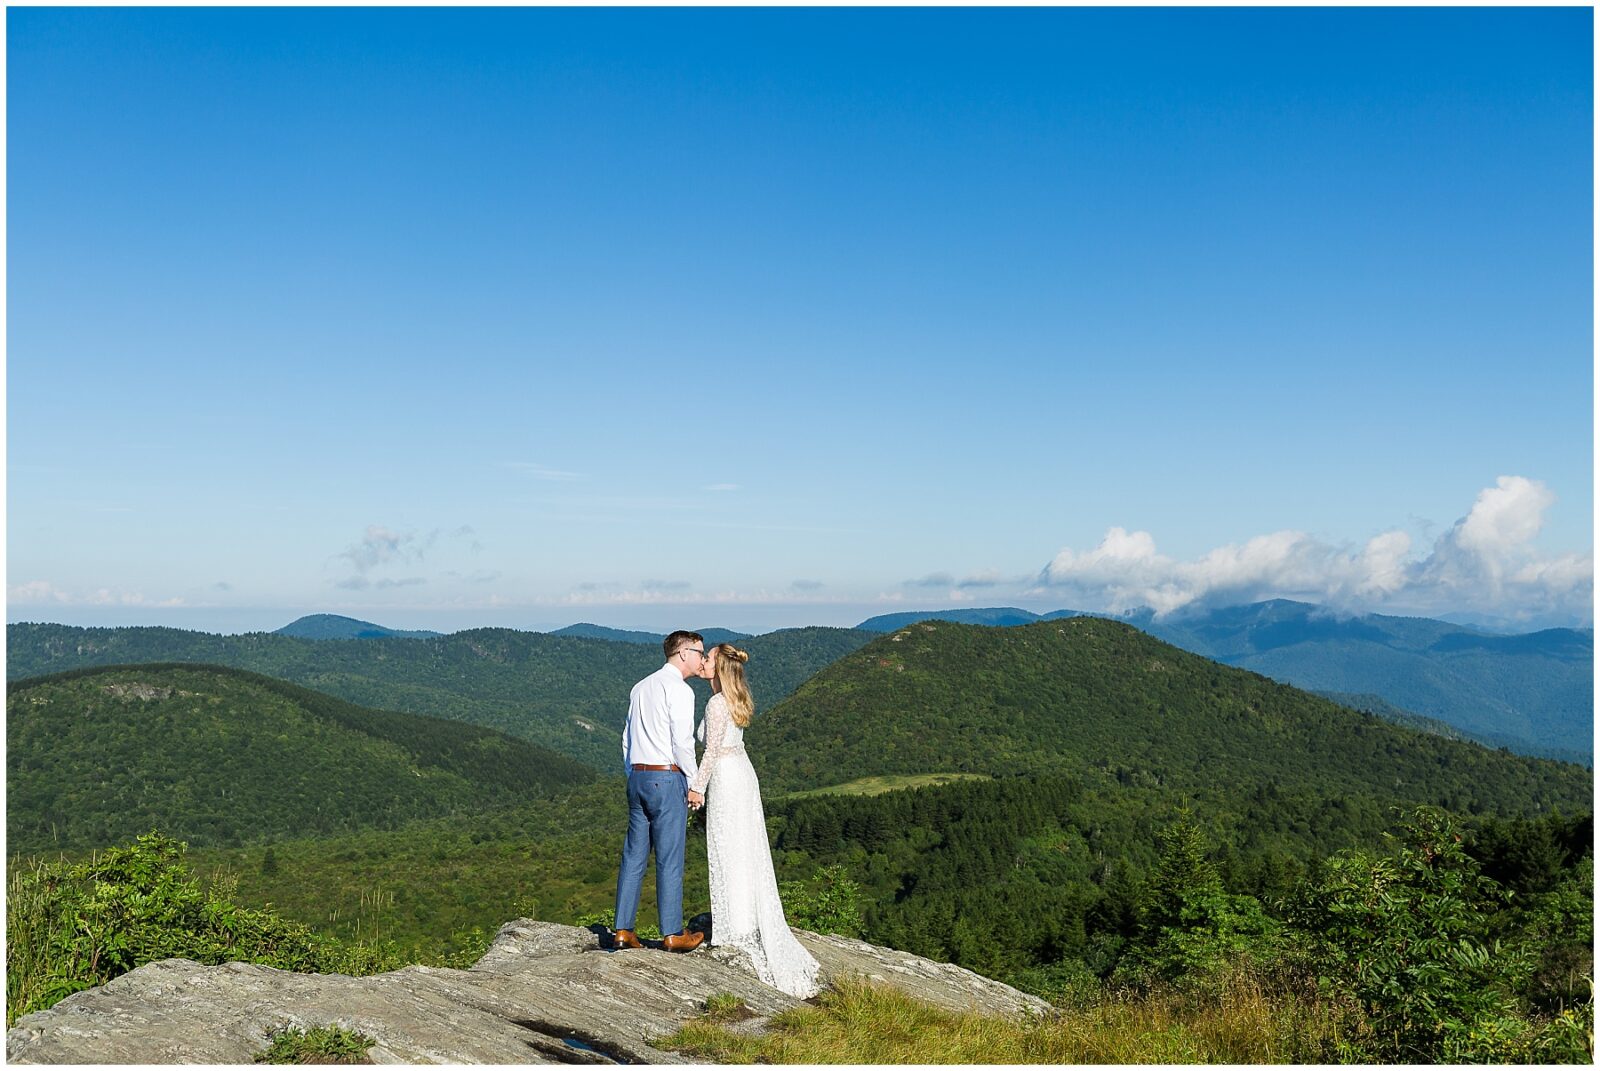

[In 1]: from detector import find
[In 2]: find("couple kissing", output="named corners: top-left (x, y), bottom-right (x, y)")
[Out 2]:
top-left (609, 630), bottom-right (821, 999)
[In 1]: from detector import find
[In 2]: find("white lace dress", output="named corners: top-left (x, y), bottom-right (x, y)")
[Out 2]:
top-left (692, 693), bottom-right (821, 998)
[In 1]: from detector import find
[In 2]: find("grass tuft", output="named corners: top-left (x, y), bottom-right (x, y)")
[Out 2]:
top-left (704, 991), bottom-right (752, 1021)
top-left (253, 1024), bottom-right (375, 1064)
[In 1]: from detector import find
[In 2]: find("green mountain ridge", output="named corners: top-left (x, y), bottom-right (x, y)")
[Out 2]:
top-left (852, 600), bottom-right (1592, 761)
top-left (751, 618), bottom-right (1588, 817)
top-left (7, 663), bottom-right (598, 853)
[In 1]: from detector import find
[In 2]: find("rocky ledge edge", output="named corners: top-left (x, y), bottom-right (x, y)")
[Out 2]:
top-left (7, 921), bottom-right (1050, 1063)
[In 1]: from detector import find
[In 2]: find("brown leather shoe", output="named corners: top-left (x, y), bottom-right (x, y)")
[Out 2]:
top-left (662, 930), bottom-right (705, 953)
top-left (612, 928), bottom-right (642, 950)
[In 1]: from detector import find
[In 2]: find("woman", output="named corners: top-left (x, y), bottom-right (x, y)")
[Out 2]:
top-left (691, 643), bottom-right (822, 998)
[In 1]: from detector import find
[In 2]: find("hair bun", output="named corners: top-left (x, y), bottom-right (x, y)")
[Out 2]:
top-left (728, 644), bottom-right (750, 664)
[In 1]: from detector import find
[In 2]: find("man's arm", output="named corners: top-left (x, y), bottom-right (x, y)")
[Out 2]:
top-left (620, 690), bottom-right (634, 774)
top-left (668, 681), bottom-right (699, 787)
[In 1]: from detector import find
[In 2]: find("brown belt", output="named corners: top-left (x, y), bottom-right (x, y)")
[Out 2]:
top-left (632, 763), bottom-right (683, 772)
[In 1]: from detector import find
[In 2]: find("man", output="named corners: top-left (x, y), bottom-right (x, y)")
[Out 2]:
top-left (610, 629), bottom-right (707, 952)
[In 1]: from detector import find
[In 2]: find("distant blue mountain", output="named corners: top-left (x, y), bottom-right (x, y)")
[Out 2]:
top-left (275, 614), bottom-right (442, 640)
top-left (856, 607), bottom-right (1049, 631)
top-left (550, 623), bottom-right (749, 646)
top-left (858, 599), bottom-right (1592, 762)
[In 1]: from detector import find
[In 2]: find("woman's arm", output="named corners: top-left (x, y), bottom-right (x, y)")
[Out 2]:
top-left (690, 695), bottom-right (730, 795)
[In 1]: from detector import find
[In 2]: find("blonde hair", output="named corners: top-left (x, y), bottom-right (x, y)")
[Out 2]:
top-left (712, 644), bottom-right (754, 727)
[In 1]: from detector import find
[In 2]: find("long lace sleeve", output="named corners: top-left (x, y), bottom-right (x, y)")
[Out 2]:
top-left (690, 694), bottom-right (730, 795)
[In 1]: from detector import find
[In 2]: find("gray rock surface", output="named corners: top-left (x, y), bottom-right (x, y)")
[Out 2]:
top-left (8, 920), bottom-right (1050, 1064)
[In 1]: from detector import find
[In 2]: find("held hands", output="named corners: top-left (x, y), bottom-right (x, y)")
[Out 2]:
top-left (687, 790), bottom-right (705, 811)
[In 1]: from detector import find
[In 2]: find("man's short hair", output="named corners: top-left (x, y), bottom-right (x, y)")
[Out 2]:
top-left (663, 630), bottom-right (705, 660)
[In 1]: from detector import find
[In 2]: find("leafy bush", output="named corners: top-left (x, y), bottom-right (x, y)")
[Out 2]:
top-left (779, 864), bottom-right (866, 938)
top-left (1004, 957), bottom-right (1104, 1007)
top-left (1287, 807), bottom-right (1580, 1062)
top-left (6, 833), bottom-right (398, 1026)
top-left (1514, 866), bottom-right (1595, 1013)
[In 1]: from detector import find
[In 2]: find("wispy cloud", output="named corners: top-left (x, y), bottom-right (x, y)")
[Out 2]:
top-left (8, 580), bottom-right (184, 607)
top-left (1034, 476), bottom-right (1592, 625)
top-left (9, 580), bottom-right (67, 603)
top-left (332, 524), bottom-right (479, 590)
top-left (506, 462), bottom-right (584, 482)
top-left (445, 570), bottom-right (501, 584)
top-left (340, 525), bottom-right (427, 573)
top-left (549, 585), bottom-right (844, 607)
top-left (904, 569), bottom-right (1006, 591)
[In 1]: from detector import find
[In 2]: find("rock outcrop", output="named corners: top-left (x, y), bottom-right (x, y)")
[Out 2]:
top-left (7, 921), bottom-right (1050, 1064)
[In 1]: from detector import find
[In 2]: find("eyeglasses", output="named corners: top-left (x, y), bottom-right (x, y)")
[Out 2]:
top-left (680, 648), bottom-right (706, 659)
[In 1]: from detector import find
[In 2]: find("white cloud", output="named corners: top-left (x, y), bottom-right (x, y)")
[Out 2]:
top-left (9, 580), bottom-right (69, 603)
top-left (1037, 476), bottom-right (1591, 624)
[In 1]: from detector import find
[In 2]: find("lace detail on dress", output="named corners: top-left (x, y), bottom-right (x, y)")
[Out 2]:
top-left (698, 693), bottom-right (821, 999)
top-left (691, 693), bottom-right (740, 794)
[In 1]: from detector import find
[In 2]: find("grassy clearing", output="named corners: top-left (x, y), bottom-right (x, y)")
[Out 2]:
top-left (658, 974), bottom-right (1353, 1064)
top-left (779, 773), bottom-right (991, 800)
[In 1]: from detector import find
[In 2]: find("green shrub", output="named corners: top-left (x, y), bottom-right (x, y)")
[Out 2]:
top-left (7, 833), bottom-right (399, 1026)
top-left (1004, 957), bottom-right (1104, 1007)
top-left (778, 864), bottom-right (865, 938)
top-left (1287, 807), bottom-right (1559, 1062)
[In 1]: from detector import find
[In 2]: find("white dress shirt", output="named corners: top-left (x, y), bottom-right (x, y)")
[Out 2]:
top-left (621, 661), bottom-right (700, 783)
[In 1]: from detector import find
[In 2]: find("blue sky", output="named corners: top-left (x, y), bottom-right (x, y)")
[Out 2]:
top-left (8, 7), bottom-right (1593, 634)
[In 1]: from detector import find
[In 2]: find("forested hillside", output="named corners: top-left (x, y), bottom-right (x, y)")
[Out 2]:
top-left (853, 600), bottom-right (1593, 760)
top-left (752, 618), bottom-right (1589, 816)
top-left (7, 663), bottom-right (596, 851)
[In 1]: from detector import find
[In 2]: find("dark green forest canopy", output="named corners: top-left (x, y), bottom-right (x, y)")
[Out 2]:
top-left (7, 663), bottom-right (597, 852)
top-left (6, 623), bottom-right (876, 770)
top-left (750, 618), bottom-right (1590, 817)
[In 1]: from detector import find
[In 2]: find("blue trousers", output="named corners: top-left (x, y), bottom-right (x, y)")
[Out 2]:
top-left (614, 768), bottom-right (688, 935)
